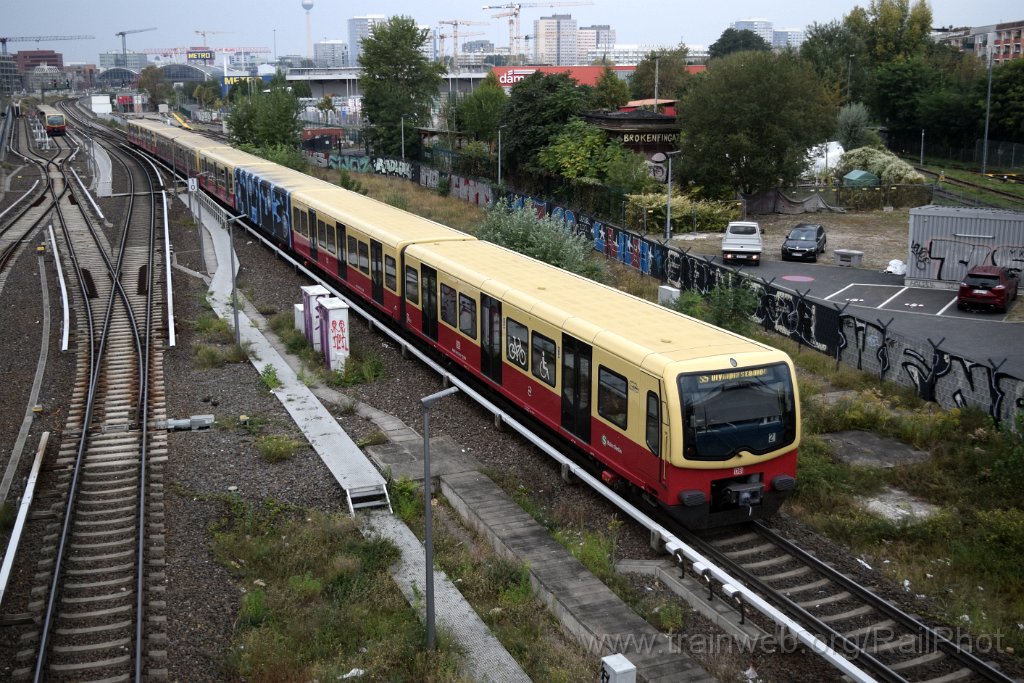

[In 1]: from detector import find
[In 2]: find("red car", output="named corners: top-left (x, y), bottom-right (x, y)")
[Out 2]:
top-left (956, 266), bottom-right (1020, 312)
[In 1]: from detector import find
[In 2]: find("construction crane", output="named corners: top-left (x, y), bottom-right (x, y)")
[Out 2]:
top-left (194, 29), bottom-right (232, 46)
top-left (482, 2), bottom-right (592, 62)
top-left (0, 34), bottom-right (95, 56)
top-left (438, 19), bottom-right (488, 68)
top-left (115, 27), bottom-right (157, 68)
top-left (436, 30), bottom-right (485, 63)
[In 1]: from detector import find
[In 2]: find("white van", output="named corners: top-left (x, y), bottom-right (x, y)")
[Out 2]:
top-left (721, 221), bottom-right (764, 266)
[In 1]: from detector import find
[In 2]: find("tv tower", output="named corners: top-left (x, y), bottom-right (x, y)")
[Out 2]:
top-left (302, 0), bottom-right (314, 59)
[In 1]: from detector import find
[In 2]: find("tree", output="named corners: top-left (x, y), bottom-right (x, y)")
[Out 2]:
top-left (455, 72), bottom-right (507, 145)
top-left (137, 66), bottom-right (174, 107)
top-left (708, 28), bottom-right (771, 60)
top-left (358, 16), bottom-right (444, 156)
top-left (844, 0), bottom-right (932, 64)
top-left (193, 81), bottom-right (222, 111)
top-left (227, 86), bottom-right (302, 148)
top-left (315, 95), bottom-right (334, 125)
top-left (866, 56), bottom-right (933, 145)
top-left (500, 72), bottom-right (585, 174)
top-left (836, 103), bottom-right (881, 150)
top-left (677, 51), bottom-right (834, 196)
top-left (985, 59), bottom-right (1024, 142)
top-left (629, 46), bottom-right (691, 102)
top-left (537, 118), bottom-right (617, 181)
top-left (800, 21), bottom-right (865, 103)
top-left (588, 65), bottom-right (630, 111)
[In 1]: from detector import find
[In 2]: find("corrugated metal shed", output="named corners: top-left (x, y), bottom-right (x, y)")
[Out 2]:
top-left (907, 205), bottom-right (1024, 288)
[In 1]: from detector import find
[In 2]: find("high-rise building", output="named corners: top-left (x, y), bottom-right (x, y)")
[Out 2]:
top-left (731, 19), bottom-right (774, 45)
top-left (348, 14), bottom-right (387, 67)
top-left (533, 14), bottom-right (578, 66)
top-left (773, 29), bottom-right (805, 50)
top-left (578, 25), bottom-right (615, 64)
top-left (14, 50), bottom-right (64, 71)
top-left (314, 40), bottom-right (349, 67)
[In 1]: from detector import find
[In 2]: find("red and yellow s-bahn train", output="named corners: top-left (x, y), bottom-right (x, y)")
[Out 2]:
top-left (37, 104), bottom-right (66, 136)
top-left (127, 118), bottom-right (800, 528)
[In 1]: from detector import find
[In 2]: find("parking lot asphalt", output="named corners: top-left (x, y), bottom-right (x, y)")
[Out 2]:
top-left (740, 259), bottom-right (1024, 379)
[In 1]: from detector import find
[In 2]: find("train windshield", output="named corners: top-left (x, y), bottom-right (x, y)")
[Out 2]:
top-left (47, 115), bottom-right (64, 125)
top-left (677, 363), bottom-right (795, 461)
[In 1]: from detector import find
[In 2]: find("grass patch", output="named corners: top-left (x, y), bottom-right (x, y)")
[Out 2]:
top-left (194, 311), bottom-right (234, 343)
top-left (211, 501), bottom-right (466, 680)
top-left (390, 476), bottom-right (597, 681)
top-left (255, 434), bottom-right (302, 462)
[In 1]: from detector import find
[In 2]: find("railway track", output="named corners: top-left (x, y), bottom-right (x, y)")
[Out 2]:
top-left (683, 521), bottom-right (1016, 683)
top-left (916, 167), bottom-right (1024, 208)
top-left (2, 107), bottom-right (170, 681)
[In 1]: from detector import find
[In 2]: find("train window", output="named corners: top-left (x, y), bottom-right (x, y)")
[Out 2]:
top-left (506, 319), bottom-right (528, 370)
top-left (385, 256), bottom-right (397, 290)
top-left (440, 284), bottom-right (457, 327)
top-left (598, 367), bottom-right (628, 429)
top-left (531, 333), bottom-right (556, 387)
top-left (299, 211), bottom-right (308, 239)
top-left (326, 222), bottom-right (336, 254)
top-left (405, 267), bottom-right (419, 304)
top-left (358, 242), bottom-right (369, 274)
top-left (458, 294), bottom-right (476, 339)
top-left (347, 236), bottom-right (358, 267)
top-left (292, 209), bottom-right (304, 238)
top-left (645, 391), bottom-right (661, 456)
top-left (318, 220), bottom-right (327, 248)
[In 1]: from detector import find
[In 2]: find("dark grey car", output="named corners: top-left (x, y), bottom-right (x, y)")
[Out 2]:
top-left (781, 223), bottom-right (827, 262)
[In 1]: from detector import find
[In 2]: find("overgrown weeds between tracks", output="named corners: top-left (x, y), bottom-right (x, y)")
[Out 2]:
top-left (210, 498), bottom-right (466, 680)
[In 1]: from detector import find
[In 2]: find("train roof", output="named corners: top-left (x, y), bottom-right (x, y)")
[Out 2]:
top-left (128, 117), bottom-right (196, 142)
top-left (294, 186), bottom-right (474, 249)
top-left (407, 239), bottom-right (782, 375)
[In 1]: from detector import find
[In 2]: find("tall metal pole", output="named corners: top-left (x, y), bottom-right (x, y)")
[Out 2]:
top-left (497, 126), bottom-right (504, 186)
top-left (401, 115), bottom-right (405, 160)
top-left (653, 57), bottom-right (659, 111)
top-left (920, 129), bottom-right (925, 165)
top-left (421, 386), bottom-right (460, 649)
top-left (847, 54), bottom-right (854, 103)
top-left (665, 151), bottom-right (681, 241)
top-left (982, 36), bottom-right (994, 174)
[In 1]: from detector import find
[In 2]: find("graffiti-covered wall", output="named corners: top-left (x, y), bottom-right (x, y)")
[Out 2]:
top-left (303, 149), bottom-right (1024, 429)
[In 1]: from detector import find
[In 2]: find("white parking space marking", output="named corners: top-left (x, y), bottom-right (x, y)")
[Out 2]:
top-left (878, 287), bottom-right (908, 309)
top-left (937, 297), bottom-right (960, 316)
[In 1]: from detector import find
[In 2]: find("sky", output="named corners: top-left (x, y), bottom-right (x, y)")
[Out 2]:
top-left (2, 0), bottom-right (1016, 64)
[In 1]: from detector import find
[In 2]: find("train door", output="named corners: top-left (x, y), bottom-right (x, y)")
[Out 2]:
top-left (370, 240), bottom-right (384, 305)
top-left (306, 209), bottom-right (318, 260)
top-left (421, 265), bottom-right (438, 341)
top-left (560, 334), bottom-right (592, 443)
top-left (336, 223), bottom-right (347, 279)
top-left (480, 294), bottom-right (502, 384)
top-left (637, 374), bottom-right (667, 487)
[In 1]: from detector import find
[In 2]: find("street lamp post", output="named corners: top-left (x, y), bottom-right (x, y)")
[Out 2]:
top-left (665, 150), bottom-right (682, 241)
top-left (846, 55), bottom-right (853, 99)
top-left (401, 114), bottom-right (406, 160)
top-left (497, 125), bottom-right (506, 186)
top-left (982, 34), bottom-right (994, 174)
top-left (421, 385), bottom-right (461, 649)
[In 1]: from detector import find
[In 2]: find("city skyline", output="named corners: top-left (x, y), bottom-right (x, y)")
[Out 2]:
top-left (2, 0), bottom-right (1016, 64)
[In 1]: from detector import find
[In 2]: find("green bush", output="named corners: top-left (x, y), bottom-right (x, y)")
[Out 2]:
top-left (478, 199), bottom-right (607, 282)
